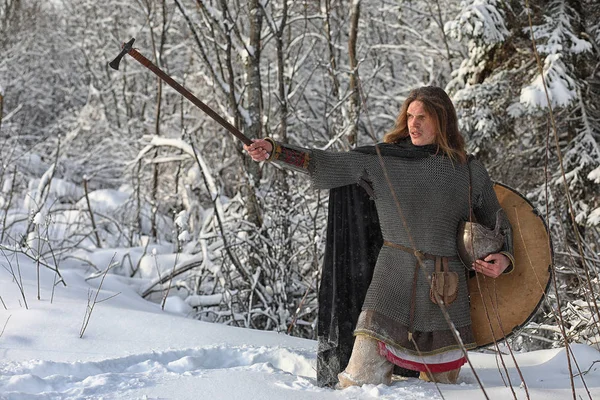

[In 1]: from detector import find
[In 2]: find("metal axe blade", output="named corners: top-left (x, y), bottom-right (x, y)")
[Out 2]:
top-left (109, 38), bottom-right (136, 70)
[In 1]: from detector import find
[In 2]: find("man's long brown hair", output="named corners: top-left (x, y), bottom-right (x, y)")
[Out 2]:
top-left (383, 86), bottom-right (467, 163)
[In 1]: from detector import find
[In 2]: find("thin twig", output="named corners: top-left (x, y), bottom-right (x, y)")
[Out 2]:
top-left (0, 92), bottom-right (3, 133)
top-left (0, 247), bottom-right (28, 309)
top-left (162, 219), bottom-right (181, 310)
top-left (287, 286), bottom-right (310, 334)
top-left (83, 178), bottom-right (102, 249)
top-left (0, 315), bottom-right (10, 337)
top-left (79, 254), bottom-right (118, 338)
top-left (0, 165), bottom-right (17, 243)
top-left (0, 243), bottom-right (66, 286)
top-left (574, 360), bottom-right (599, 378)
top-left (524, 2), bottom-right (589, 397)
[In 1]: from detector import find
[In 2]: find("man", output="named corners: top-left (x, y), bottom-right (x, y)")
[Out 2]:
top-left (245, 86), bottom-right (514, 387)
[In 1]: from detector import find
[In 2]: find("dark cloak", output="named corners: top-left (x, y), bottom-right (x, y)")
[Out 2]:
top-left (316, 141), bottom-right (435, 387)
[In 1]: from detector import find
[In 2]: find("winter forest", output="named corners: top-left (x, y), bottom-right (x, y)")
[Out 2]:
top-left (0, 0), bottom-right (599, 366)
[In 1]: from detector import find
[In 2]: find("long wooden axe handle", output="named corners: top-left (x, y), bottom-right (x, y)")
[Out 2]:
top-left (109, 38), bottom-right (253, 146)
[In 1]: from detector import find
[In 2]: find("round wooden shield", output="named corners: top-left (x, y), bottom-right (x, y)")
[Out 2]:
top-left (469, 182), bottom-right (553, 348)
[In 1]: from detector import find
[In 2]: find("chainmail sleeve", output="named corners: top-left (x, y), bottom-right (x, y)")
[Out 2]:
top-left (308, 149), bottom-right (372, 190)
top-left (266, 139), bottom-right (372, 190)
top-left (470, 158), bottom-right (516, 271)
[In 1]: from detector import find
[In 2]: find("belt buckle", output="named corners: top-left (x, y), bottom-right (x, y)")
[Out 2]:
top-left (413, 249), bottom-right (424, 260)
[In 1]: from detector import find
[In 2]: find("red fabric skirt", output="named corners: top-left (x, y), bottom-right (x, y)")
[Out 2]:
top-left (377, 341), bottom-right (467, 373)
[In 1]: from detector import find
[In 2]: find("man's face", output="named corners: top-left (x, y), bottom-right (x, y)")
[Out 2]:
top-left (407, 100), bottom-right (437, 146)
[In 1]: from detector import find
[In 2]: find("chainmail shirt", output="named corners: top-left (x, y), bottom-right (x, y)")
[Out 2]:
top-left (271, 141), bottom-right (512, 353)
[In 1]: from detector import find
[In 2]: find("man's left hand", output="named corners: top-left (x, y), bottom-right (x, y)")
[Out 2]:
top-left (472, 253), bottom-right (510, 278)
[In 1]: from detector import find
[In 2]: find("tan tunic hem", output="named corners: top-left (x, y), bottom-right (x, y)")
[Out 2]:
top-left (354, 310), bottom-right (477, 357)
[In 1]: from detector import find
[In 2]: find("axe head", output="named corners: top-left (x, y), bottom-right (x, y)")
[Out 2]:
top-left (109, 38), bottom-right (136, 70)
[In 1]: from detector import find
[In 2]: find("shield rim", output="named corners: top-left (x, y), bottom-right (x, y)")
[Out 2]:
top-left (471, 182), bottom-right (554, 349)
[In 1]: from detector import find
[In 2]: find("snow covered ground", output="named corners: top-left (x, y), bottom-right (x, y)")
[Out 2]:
top-left (1, 253), bottom-right (598, 400)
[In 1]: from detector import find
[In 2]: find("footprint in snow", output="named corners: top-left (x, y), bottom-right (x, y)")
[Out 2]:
top-left (0, 345), bottom-right (315, 399)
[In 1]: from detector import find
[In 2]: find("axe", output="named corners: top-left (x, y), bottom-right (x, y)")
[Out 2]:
top-left (109, 38), bottom-right (253, 146)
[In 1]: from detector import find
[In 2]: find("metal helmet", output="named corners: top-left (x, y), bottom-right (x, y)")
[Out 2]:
top-left (457, 210), bottom-right (505, 269)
